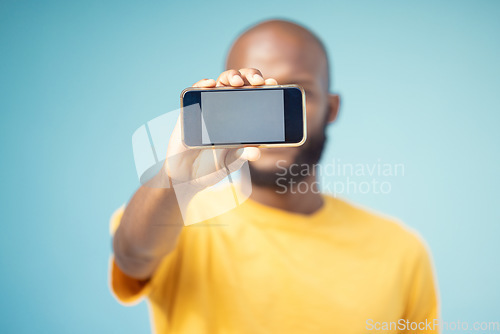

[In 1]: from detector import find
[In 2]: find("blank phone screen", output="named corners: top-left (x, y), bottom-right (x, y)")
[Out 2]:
top-left (200, 89), bottom-right (285, 144)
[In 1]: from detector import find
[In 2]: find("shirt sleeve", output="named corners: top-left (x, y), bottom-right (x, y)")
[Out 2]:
top-left (108, 206), bottom-right (153, 305)
top-left (402, 237), bottom-right (441, 334)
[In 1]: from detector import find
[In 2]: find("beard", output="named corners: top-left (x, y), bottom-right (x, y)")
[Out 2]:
top-left (248, 117), bottom-right (328, 189)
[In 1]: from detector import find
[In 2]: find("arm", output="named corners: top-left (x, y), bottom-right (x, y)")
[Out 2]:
top-left (112, 184), bottom-right (184, 280)
top-left (112, 68), bottom-right (274, 280)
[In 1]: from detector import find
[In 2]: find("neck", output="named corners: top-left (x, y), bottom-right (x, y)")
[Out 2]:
top-left (248, 174), bottom-right (324, 215)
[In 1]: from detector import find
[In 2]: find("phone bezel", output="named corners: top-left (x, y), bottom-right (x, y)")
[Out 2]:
top-left (180, 84), bottom-right (307, 149)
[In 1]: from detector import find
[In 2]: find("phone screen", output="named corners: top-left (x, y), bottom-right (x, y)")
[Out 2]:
top-left (200, 89), bottom-right (285, 144)
top-left (182, 85), bottom-right (305, 147)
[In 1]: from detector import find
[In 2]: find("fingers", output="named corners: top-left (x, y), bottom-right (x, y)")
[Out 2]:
top-left (236, 68), bottom-right (277, 86)
top-left (197, 69), bottom-right (277, 88)
top-left (216, 69), bottom-right (244, 87)
top-left (264, 78), bottom-right (278, 85)
top-left (238, 147), bottom-right (261, 161)
top-left (185, 147), bottom-right (260, 189)
top-left (224, 146), bottom-right (261, 171)
top-left (221, 147), bottom-right (260, 177)
top-left (226, 147), bottom-right (261, 164)
top-left (192, 78), bottom-right (216, 88)
top-left (238, 68), bottom-right (265, 85)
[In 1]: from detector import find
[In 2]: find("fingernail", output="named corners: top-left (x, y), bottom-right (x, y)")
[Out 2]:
top-left (253, 74), bottom-right (264, 82)
top-left (230, 75), bottom-right (244, 85)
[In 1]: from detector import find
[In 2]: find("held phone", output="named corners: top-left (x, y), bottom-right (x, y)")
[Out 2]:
top-left (180, 84), bottom-right (306, 148)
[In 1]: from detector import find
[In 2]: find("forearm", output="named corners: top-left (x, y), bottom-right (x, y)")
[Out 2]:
top-left (112, 185), bottom-right (186, 280)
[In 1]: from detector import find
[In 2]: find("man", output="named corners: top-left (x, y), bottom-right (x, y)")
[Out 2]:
top-left (110, 19), bottom-right (439, 333)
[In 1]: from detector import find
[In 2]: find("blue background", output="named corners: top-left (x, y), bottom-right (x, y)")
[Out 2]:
top-left (1, 0), bottom-right (499, 332)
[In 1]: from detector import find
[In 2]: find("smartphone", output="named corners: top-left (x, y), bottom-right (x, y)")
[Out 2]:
top-left (180, 84), bottom-right (306, 148)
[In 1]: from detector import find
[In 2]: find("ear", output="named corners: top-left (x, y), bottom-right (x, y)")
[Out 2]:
top-left (327, 94), bottom-right (340, 124)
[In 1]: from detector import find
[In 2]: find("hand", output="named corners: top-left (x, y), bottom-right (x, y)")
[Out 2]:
top-left (164, 68), bottom-right (278, 191)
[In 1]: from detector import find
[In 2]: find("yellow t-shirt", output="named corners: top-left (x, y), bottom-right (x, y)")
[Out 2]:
top-left (109, 186), bottom-right (439, 334)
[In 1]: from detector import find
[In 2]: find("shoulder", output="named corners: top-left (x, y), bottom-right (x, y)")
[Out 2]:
top-left (326, 195), bottom-right (429, 257)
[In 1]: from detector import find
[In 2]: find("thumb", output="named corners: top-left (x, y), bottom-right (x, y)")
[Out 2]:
top-left (224, 147), bottom-right (261, 174)
top-left (235, 147), bottom-right (261, 161)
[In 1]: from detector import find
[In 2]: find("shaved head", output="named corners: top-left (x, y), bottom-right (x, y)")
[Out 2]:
top-left (226, 19), bottom-right (330, 92)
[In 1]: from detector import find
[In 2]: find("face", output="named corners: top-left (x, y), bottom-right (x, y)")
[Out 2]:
top-left (226, 28), bottom-right (339, 186)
